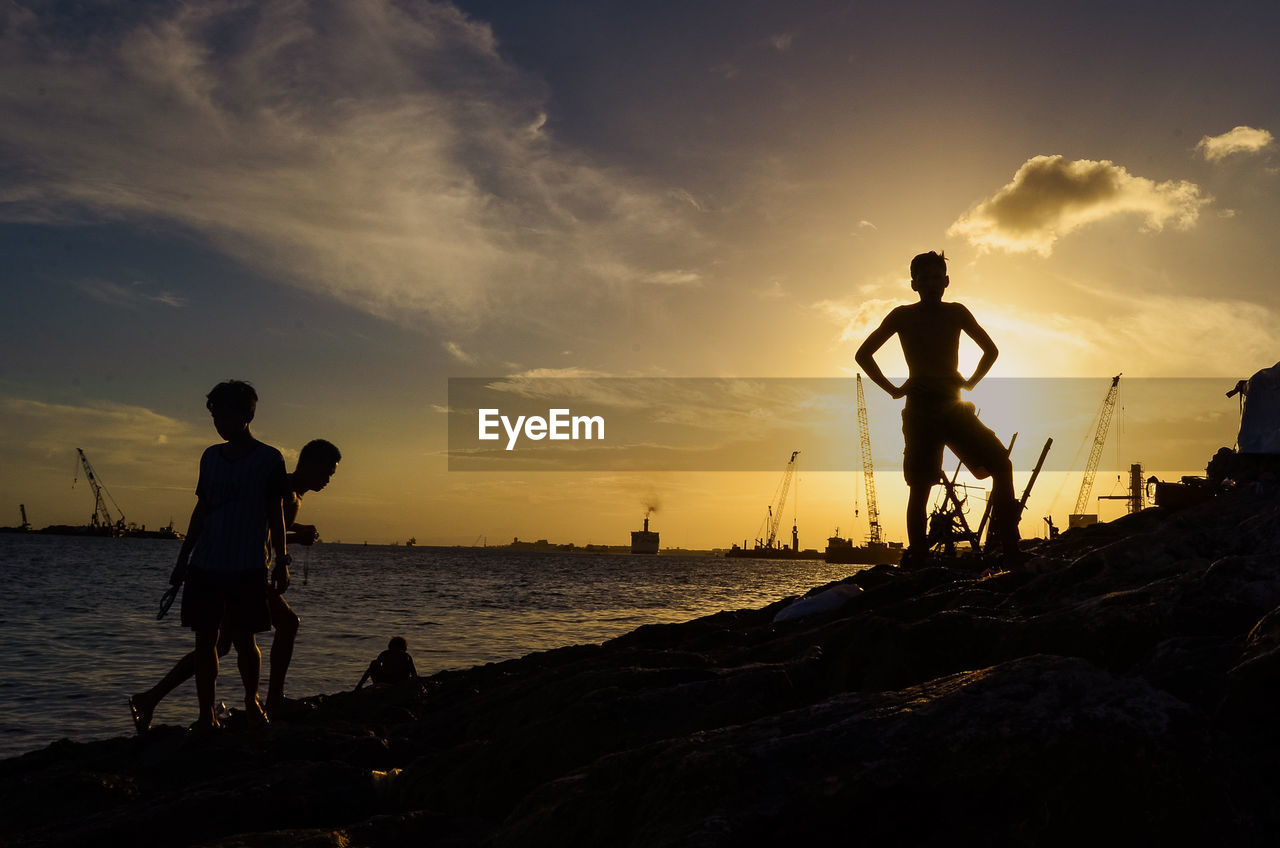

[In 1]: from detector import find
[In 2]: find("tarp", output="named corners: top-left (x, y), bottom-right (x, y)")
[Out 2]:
top-left (1239, 362), bottom-right (1280, 454)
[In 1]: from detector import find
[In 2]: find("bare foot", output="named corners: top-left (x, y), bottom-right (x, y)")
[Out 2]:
top-left (128, 695), bottom-right (154, 735)
top-left (244, 696), bottom-right (270, 728)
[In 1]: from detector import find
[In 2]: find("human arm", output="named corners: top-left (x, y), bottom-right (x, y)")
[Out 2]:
top-left (958, 306), bottom-right (999, 391)
top-left (287, 523), bottom-right (320, 546)
top-left (268, 498), bottom-right (291, 593)
top-left (854, 311), bottom-right (906, 399)
top-left (407, 655), bottom-right (418, 679)
top-left (355, 662), bottom-right (374, 691)
top-left (168, 501), bottom-right (205, 586)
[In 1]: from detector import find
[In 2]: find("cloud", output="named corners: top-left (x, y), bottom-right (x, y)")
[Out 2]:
top-left (816, 283), bottom-right (1276, 379)
top-left (74, 278), bottom-right (187, 308)
top-left (947, 155), bottom-right (1210, 255)
top-left (444, 341), bottom-right (477, 365)
top-left (814, 297), bottom-right (901, 344)
top-left (0, 396), bottom-right (203, 460)
top-left (1196, 126), bottom-right (1275, 161)
top-left (759, 280), bottom-right (786, 300)
top-left (644, 269), bottom-right (701, 286)
top-left (0, 1), bottom-right (709, 334)
top-left (1058, 284), bottom-right (1280, 377)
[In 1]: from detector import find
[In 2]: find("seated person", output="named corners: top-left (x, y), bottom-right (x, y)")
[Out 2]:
top-left (355, 636), bottom-right (419, 689)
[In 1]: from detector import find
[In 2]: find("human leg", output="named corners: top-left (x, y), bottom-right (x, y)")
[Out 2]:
top-left (179, 567), bottom-right (228, 729)
top-left (232, 631), bottom-right (267, 724)
top-left (906, 484), bottom-right (930, 551)
top-left (193, 628), bottom-right (220, 728)
top-left (225, 569), bottom-right (272, 724)
top-left (989, 459), bottom-right (1023, 559)
top-left (132, 629), bottom-right (233, 732)
top-left (901, 402), bottom-right (944, 558)
top-left (947, 409), bottom-right (1023, 562)
top-left (265, 593), bottom-right (299, 714)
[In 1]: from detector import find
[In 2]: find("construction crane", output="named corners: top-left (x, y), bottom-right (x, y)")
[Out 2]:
top-left (73, 448), bottom-right (126, 533)
top-left (856, 374), bottom-right (882, 544)
top-left (763, 450), bottom-right (801, 549)
top-left (1098, 463), bottom-right (1146, 515)
top-left (1069, 375), bottom-right (1121, 529)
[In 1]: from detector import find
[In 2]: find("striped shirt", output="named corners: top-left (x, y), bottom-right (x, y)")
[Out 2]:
top-left (190, 441), bottom-right (287, 573)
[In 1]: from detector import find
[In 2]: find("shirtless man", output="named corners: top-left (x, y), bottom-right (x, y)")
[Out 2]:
top-left (130, 438), bottom-right (340, 731)
top-left (855, 251), bottom-right (1021, 566)
top-left (266, 438), bottom-right (341, 714)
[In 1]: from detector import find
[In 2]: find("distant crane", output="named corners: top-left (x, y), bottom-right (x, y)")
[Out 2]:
top-left (855, 374), bottom-right (882, 544)
top-left (73, 448), bottom-right (126, 534)
top-left (1069, 375), bottom-right (1121, 529)
top-left (1098, 462), bottom-right (1147, 515)
top-left (762, 450), bottom-right (801, 550)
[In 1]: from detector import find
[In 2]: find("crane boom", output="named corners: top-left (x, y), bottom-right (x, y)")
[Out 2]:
top-left (856, 374), bottom-right (882, 544)
top-left (74, 448), bottom-right (125, 532)
top-left (1073, 375), bottom-right (1121, 515)
top-left (765, 450), bottom-right (800, 548)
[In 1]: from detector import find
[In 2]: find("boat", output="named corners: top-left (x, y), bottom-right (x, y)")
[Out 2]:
top-left (823, 534), bottom-right (903, 565)
top-left (125, 520), bottom-right (184, 541)
top-left (822, 376), bottom-right (903, 566)
top-left (726, 451), bottom-right (812, 558)
top-left (726, 542), bottom-right (823, 559)
top-left (630, 512), bottom-right (659, 555)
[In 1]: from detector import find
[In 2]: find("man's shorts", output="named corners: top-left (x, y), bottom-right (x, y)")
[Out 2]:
top-left (902, 399), bottom-right (1009, 487)
top-left (181, 567), bottom-right (272, 636)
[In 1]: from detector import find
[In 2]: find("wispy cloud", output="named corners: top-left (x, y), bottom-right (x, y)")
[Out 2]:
top-left (0, 396), bottom-right (206, 475)
top-left (644, 269), bottom-right (701, 286)
top-left (444, 341), bottom-right (477, 365)
top-left (948, 155), bottom-right (1210, 255)
top-left (1196, 126), bottom-right (1275, 161)
top-left (0, 1), bottom-right (708, 334)
top-left (1057, 284), bottom-right (1280, 377)
top-left (814, 297), bottom-right (901, 344)
top-left (74, 279), bottom-right (187, 309)
top-left (817, 286), bottom-right (1276, 379)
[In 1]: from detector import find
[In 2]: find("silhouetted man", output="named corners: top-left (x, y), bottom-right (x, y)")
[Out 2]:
top-left (130, 438), bottom-right (339, 731)
top-left (855, 251), bottom-right (1022, 567)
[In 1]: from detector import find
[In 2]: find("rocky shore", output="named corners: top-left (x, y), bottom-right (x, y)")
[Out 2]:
top-left (5, 479), bottom-right (1280, 846)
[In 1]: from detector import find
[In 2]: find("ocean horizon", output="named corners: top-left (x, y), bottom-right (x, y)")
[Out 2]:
top-left (0, 533), bottom-right (864, 760)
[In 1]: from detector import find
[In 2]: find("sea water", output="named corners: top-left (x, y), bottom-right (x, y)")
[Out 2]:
top-left (0, 534), bottom-right (866, 759)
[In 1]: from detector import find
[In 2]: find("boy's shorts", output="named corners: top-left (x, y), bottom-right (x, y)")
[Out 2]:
top-left (181, 567), bottom-right (272, 636)
top-left (902, 399), bottom-right (1008, 487)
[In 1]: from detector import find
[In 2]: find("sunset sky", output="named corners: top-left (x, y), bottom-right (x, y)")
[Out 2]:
top-left (2, 0), bottom-right (1277, 547)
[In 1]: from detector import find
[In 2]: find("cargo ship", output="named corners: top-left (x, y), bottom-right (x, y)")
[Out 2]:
top-left (823, 534), bottom-right (903, 565)
top-left (630, 512), bottom-right (659, 555)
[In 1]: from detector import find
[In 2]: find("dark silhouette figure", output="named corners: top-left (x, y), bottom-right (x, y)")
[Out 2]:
top-left (130, 439), bottom-right (340, 731)
top-left (855, 251), bottom-right (1022, 566)
top-left (132, 381), bottom-right (290, 733)
top-left (355, 636), bottom-right (419, 690)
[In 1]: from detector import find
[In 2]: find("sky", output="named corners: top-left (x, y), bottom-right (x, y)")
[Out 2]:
top-left (1, 0), bottom-right (1277, 547)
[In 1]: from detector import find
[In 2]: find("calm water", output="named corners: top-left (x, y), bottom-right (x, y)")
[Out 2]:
top-left (0, 534), bottom-right (864, 759)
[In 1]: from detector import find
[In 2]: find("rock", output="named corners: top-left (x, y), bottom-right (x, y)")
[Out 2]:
top-left (497, 656), bottom-right (1235, 848)
top-left (4, 485), bottom-right (1280, 845)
